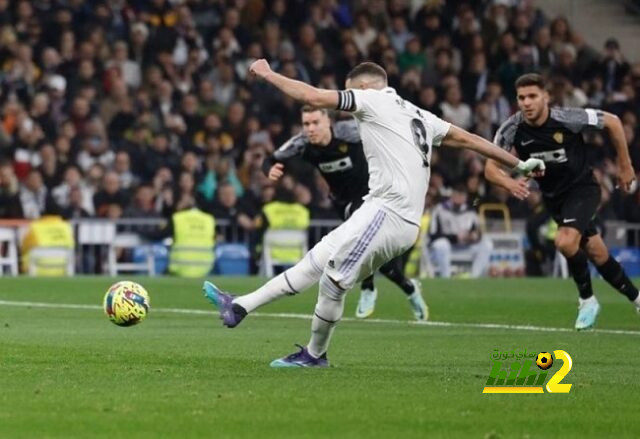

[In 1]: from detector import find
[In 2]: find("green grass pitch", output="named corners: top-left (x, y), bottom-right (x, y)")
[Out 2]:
top-left (1, 276), bottom-right (639, 438)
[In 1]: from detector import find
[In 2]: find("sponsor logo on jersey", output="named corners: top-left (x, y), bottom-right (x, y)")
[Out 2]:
top-left (529, 148), bottom-right (568, 163)
top-left (318, 156), bottom-right (353, 173)
top-left (553, 131), bottom-right (564, 144)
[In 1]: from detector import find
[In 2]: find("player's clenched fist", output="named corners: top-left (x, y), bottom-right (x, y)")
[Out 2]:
top-left (249, 59), bottom-right (272, 79)
top-left (617, 165), bottom-right (637, 194)
top-left (268, 163), bottom-right (284, 181)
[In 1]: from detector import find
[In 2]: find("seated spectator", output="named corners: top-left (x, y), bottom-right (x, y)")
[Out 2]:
top-left (93, 171), bottom-right (129, 217)
top-left (61, 186), bottom-right (92, 220)
top-left (52, 165), bottom-right (94, 214)
top-left (37, 142), bottom-right (64, 188)
top-left (142, 132), bottom-right (180, 180)
top-left (440, 85), bottom-right (473, 130)
top-left (175, 171), bottom-right (208, 212)
top-left (210, 182), bottom-right (257, 241)
top-left (113, 150), bottom-right (138, 190)
top-left (107, 40), bottom-right (142, 89)
top-left (76, 119), bottom-right (114, 172)
top-left (124, 185), bottom-right (161, 218)
top-left (29, 92), bottom-right (56, 140)
top-left (428, 184), bottom-right (492, 278)
top-left (0, 161), bottom-right (23, 218)
top-left (19, 169), bottom-right (48, 219)
top-left (152, 166), bottom-right (175, 216)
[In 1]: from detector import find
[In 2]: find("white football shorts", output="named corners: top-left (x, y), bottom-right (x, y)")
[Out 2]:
top-left (308, 199), bottom-right (419, 290)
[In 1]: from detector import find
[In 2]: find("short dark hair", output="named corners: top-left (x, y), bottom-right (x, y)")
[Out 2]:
top-left (346, 62), bottom-right (387, 83)
top-left (300, 105), bottom-right (328, 115)
top-left (452, 182), bottom-right (467, 194)
top-left (515, 73), bottom-right (546, 90)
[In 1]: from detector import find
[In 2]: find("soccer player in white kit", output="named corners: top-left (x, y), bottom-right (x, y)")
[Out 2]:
top-left (203, 61), bottom-right (545, 367)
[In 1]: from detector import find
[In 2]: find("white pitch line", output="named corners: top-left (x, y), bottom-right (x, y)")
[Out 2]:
top-left (1, 299), bottom-right (640, 336)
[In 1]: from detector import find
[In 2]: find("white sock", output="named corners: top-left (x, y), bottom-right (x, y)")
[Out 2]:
top-left (307, 273), bottom-right (346, 358)
top-left (233, 251), bottom-right (322, 313)
top-left (633, 291), bottom-right (640, 308)
top-left (579, 296), bottom-right (598, 306)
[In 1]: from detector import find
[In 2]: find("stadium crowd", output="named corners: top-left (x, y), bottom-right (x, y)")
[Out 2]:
top-left (0, 0), bottom-right (638, 230)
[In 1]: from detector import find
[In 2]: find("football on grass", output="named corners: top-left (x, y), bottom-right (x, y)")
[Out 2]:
top-left (103, 281), bottom-right (150, 327)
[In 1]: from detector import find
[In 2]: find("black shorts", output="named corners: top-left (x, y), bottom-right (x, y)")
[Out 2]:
top-left (544, 183), bottom-right (600, 238)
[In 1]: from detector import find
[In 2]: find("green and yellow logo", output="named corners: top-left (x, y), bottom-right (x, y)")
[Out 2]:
top-left (483, 349), bottom-right (573, 394)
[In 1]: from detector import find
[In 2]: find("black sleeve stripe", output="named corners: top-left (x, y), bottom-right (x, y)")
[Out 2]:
top-left (337, 90), bottom-right (356, 111)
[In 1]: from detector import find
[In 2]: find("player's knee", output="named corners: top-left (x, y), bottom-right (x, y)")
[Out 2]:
top-left (584, 239), bottom-right (609, 265)
top-left (589, 250), bottom-right (609, 266)
top-left (319, 273), bottom-right (346, 301)
top-left (554, 230), bottom-right (580, 255)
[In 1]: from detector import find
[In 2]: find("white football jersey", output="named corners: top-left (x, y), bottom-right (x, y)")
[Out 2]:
top-left (337, 87), bottom-right (451, 224)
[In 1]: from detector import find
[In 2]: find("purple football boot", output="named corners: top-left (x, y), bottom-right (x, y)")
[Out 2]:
top-left (270, 344), bottom-right (330, 368)
top-left (202, 281), bottom-right (247, 328)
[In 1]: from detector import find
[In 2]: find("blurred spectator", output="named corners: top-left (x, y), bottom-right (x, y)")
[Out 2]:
top-left (107, 40), bottom-right (142, 89)
top-left (210, 181), bottom-right (257, 236)
top-left (52, 165), bottom-right (93, 215)
top-left (30, 93), bottom-right (56, 141)
top-left (113, 150), bottom-right (138, 190)
top-left (61, 186), bottom-right (92, 220)
top-left (37, 142), bottom-right (63, 189)
top-left (124, 184), bottom-right (161, 219)
top-left (398, 37), bottom-right (426, 73)
top-left (93, 171), bottom-right (129, 217)
top-left (600, 38), bottom-right (630, 94)
top-left (0, 160), bottom-right (22, 218)
top-left (352, 12), bottom-right (377, 57)
top-left (142, 132), bottom-right (180, 180)
top-left (19, 169), bottom-right (48, 219)
top-left (77, 119), bottom-right (114, 172)
top-left (440, 85), bottom-right (473, 130)
top-left (484, 79), bottom-right (511, 126)
top-left (429, 184), bottom-right (492, 278)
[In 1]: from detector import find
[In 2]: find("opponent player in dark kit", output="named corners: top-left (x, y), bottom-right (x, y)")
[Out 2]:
top-left (485, 73), bottom-right (640, 330)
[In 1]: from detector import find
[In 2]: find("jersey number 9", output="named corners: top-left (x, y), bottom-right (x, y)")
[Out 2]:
top-left (410, 118), bottom-right (429, 167)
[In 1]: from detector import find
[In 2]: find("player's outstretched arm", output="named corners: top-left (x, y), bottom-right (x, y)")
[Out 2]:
top-left (603, 112), bottom-right (637, 193)
top-left (249, 59), bottom-right (339, 109)
top-left (443, 125), bottom-right (545, 177)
